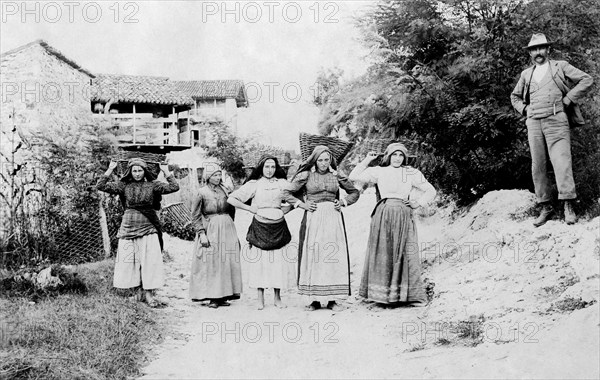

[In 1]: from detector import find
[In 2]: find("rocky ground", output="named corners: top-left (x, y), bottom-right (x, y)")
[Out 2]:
top-left (139, 189), bottom-right (599, 379)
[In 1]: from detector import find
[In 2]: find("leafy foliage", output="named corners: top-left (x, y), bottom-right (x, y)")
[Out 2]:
top-left (319, 0), bottom-right (600, 211)
top-left (201, 122), bottom-right (247, 182)
top-left (0, 119), bottom-right (120, 268)
top-left (313, 67), bottom-right (344, 107)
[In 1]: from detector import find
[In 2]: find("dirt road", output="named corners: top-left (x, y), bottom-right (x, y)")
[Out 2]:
top-left (140, 191), bottom-right (599, 379)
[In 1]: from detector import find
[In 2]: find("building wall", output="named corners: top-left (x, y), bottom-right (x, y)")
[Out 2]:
top-left (1, 43), bottom-right (93, 150)
top-left (194, 98), bottom-right (239, 131)
top-left (1, 43), bottom-right (94, 237)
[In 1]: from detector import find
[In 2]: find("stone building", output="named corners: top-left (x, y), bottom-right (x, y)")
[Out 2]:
top-left (0, 39), bottom-right (94, 153)
top-left (0, 40), bottom-right (98, 254)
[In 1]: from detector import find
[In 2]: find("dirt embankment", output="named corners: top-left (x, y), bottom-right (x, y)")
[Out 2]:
top-left (140, 189), bottom-right (599, 379)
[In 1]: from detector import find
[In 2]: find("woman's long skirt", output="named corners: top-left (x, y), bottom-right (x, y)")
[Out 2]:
top-left (243, 244), bottom-right (296, 290)
top-left (359, 199), bottom-right (426, 304)
top-left (298, 202), bottom-right (350, 301)
top-left (189, 214), bottom-right (243, 301)
top-left (114, 233), bottom-right (163, 290)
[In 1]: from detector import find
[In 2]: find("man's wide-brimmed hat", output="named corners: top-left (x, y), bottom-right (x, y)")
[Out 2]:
top-left (524, 33), bottom-right (553, 49)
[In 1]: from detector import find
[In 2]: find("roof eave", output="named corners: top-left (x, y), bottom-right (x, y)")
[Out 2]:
top-left (1, 39), bottom-right (95, 78)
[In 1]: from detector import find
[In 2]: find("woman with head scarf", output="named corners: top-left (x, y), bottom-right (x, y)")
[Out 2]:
top-left (189, 163), bottom-right (242, 308)
top-left (227, 155), bottom-right (296, 310)
top-left (349, 143), bottom-right (436, 306)
top-left (283, 145), bottom-right (360, 311)
top-left (97, 159), bottom-right (179, 307)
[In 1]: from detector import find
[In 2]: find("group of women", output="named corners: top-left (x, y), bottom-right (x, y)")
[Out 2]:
top-left (98, 143), bottom-right (436, 310)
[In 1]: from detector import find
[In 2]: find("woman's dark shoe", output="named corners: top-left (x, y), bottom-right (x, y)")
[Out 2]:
top-left (326, 301), bottom-right (344, 311)
top-left (305, 301), bottom-right (321, 311)
top-left (208, 301), bottom-right (219, 308)
top-left (218, 300), bottom-right (231, 307)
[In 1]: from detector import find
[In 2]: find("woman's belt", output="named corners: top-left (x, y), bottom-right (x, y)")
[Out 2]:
top-left (370, 197), bottom-right (409, 217)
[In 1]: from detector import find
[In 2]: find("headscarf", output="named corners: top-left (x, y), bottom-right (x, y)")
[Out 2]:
top-left (203, 162), bottom-right (223, 183)
top-left (118, 158), bottom-right (161, 211)
top-left (244, 154), bottom-right (287, 184)
top-left (120, 158), bottom-right (157, 182)
top-left (379, 143), bottom-right (408, 167)
top-left (292, 145), bottom-right (337, 181)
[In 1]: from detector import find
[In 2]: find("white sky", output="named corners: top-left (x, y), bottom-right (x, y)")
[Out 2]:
top-left (0, 0), bottom-right (373, 150)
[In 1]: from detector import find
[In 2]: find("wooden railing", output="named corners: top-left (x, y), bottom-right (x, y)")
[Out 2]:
top-left (186, 108), bottom-right (226, 120)
top-left (93, 114), bottom-right (186, 146)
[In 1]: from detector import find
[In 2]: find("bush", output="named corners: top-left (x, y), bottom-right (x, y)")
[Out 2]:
top-left (1, 119), bottom-right (121, 269)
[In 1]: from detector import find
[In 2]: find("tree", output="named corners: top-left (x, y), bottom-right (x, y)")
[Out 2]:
top-left (201, 121), bottom-right (248, 182)
top-left (313, 67), bottom-right (344, 107)
top-left (318, 0), bottom-right (600, 212)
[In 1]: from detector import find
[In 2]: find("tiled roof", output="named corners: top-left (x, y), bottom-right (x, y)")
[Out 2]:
top-left (174, 80), bottom-right (248, 107)
top-left (91, 74), bottom-right (194, 106)
top-left (1, 39), bottom-right (94, 77)
top-left (2, 40), bottom-right (247, 108)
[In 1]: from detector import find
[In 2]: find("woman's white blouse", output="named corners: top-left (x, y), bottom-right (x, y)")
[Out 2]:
top-left (229, 177), bottom-right (288, 220)
top-left (349, 163), bottom-right (436, 207)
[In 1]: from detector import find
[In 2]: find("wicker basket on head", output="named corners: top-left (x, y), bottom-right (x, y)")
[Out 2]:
top-left (242, 149), bottom-right (289, 169)
top-left (299, 132), bottom-right (354, 163)
top-left (112, 150), bottom-right (166, 178)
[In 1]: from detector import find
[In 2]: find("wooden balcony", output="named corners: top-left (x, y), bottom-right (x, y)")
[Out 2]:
top-left (93, 113), bottom-right (192, 153)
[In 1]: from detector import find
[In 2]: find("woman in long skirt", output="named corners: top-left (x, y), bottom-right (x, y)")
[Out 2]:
top-left (228, 155), bottom-right (296, 310)
top-left (349, 143), bottom-right (436, 306)
top-left (189, 164), bottom-right (242, 308)
top-left (97, 159), bottom-right (179, 307)
top-left (284, 145), bottom-right (360, 311)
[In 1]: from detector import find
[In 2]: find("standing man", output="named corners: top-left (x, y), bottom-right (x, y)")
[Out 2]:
top-left (511, 33), bottom-right (593, 227)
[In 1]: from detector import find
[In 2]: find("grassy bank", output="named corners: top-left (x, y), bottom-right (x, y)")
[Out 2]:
top-left (0, 260), bottom-right (163, 380)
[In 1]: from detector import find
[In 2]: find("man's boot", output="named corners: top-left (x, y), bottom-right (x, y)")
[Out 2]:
top-left (564, 200), bottom-right (577, 225)
top-left (533, 203), bottom-right (553, 227)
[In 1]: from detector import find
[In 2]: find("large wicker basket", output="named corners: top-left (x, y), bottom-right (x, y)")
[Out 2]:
top-left (299, 132), bottom-right (354, 163)
top-left (242, 148), bottom-right (290, 168)
top-left (112, 150), bottom-right (166, 178)
top-left (161, 202), bottom-right (191, 230)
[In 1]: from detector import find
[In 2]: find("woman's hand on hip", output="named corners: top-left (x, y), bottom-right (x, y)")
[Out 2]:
top-left (301, 200), bottom-right (318, 212)
top-left (333, 199), bottom-right (342, 212)
top-left (198, 232), bottom-right (210, 248)
top-left (403, 199), bottom-right (420, 209)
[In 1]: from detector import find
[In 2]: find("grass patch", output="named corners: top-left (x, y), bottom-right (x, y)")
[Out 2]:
top-left (434, 337), bottom-right (452, 346)
top-left (423, 277), bottom-right (436, 302)
top-left (418, 315), bottom-right (487, 349)
top-left (407, 342), bottom-right (426, 352)
top-left (548, 297), bottom-right (596, 313)
top-left (0, 260), bottom-right (163, 380)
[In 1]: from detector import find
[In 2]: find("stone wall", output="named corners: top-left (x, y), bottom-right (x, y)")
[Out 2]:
top-left (0, 42), bottom-right (94, 239)
top-left (1, 43), bottom-right (93, 150)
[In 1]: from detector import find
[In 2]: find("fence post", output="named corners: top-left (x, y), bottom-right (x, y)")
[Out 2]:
top-left (98, 195), bottom-right (111, 258)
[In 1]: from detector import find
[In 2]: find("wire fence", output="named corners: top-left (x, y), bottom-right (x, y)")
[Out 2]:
top-left (0, 170), bottom-right (123, 269)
